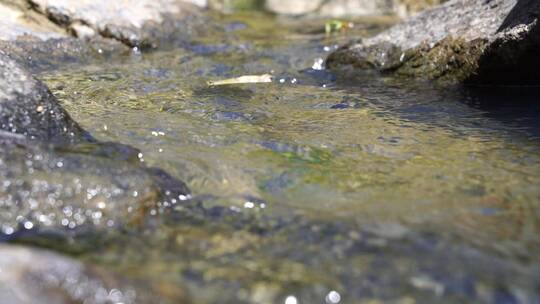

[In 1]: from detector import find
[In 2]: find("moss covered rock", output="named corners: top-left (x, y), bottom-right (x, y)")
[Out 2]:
top-left (326, 0), bottom-right (540, 84)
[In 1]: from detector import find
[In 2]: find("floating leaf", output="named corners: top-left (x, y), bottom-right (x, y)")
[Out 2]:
top-left (325, 20), bottom-right (354, 35)
top-left (207, 74), bottom-right (273, 86)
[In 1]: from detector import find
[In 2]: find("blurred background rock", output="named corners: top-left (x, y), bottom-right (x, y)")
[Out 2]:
top-left (205, 0), bottom-right (447, 18)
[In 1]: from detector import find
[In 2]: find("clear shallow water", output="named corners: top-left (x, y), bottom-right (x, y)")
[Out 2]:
top-left (39, 13), bottom-right (540, 303)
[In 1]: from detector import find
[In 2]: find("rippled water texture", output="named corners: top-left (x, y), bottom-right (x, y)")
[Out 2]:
top-left (36, 13), bottom-right (540, 303)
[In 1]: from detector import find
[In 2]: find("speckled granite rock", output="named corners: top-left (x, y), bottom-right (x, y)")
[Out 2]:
top-left (326, 0), bottom-right (540, 84)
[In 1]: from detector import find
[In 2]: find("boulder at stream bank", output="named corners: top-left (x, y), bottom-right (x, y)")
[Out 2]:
top-left (264, 0), bottom-right (444, 17)
top-left (0, 45), bottom-right (190, 247)
top-left (326, 0), bottom-right (540, 84)
top-left (0, 0), bottom-right (211, 50)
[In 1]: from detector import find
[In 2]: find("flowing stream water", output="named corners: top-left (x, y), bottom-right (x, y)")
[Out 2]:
top-left (34, 12), bottom-right (540, 304)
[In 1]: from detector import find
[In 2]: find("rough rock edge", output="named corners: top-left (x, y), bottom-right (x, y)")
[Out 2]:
top-left (26, 0), bottom-right (205, 48)
top-left (326, 0), bottom-right (540, 84)
top-left (0, 50), bottom-right (93, 143)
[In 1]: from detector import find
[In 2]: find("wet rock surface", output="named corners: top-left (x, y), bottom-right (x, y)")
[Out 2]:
top-left (0, 135), bottom-right (189, 243)
top-left (326, 0), bottom-right (540, 83)
top-left (0, 37), bottom-right (129, 73)
top-left (0, 51), bottom-right (91, 143)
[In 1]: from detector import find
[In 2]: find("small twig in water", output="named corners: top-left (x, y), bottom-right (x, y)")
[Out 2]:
top-left (207, 74), bottom-right (273, 86)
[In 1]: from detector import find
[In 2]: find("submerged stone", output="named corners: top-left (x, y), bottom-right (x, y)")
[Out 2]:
top-left (326, 0), bottom-right (540, 84)
top-left (0, 244), bottom-right (143, 304)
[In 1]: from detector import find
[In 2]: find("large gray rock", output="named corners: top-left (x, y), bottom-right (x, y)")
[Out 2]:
top-left (326, 0), bottom-right (540, 84)
top-left (28, 0), bottom-right (205, 47)
top-left (0, 135), bottom-right (189, 241)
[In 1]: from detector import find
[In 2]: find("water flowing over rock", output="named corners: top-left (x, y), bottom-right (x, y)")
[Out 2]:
top-left (0, 48), bottom-right (190, 243)
top-left (326, 0), bottom-right (540, 84)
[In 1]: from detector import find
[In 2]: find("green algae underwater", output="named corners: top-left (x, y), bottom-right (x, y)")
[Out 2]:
top-left (32, 12), bottom-right (540, 304)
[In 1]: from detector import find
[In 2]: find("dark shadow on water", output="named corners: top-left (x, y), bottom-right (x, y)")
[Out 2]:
top-left (332, 70), bottom-right (540, 140)
top-left (466, 0), bottom-right (540, 85)
top-left (461, 85), bottom-right (540, 140)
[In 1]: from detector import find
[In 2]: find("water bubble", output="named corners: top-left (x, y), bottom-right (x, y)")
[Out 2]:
top-left (325, 291), bottom-right (341, 303)
top-left (2, 225), bottom-right (14, 235)
top-left (285, 295), bottom-right (298, 304)
top-left (108, 289), bottom-right (124, 302)
top-left (312, 58), bottom-right (325, 70)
